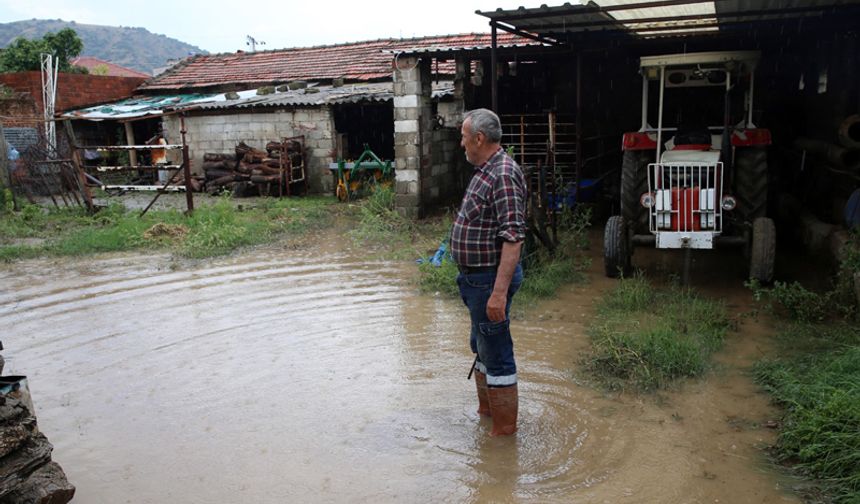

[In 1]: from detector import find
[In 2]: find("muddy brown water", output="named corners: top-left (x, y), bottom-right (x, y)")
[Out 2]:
top-left (0, 232), bottom-right (801, 503)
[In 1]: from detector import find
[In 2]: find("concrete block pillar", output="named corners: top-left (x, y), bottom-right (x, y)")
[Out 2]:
top-left (393, 55), bottom-right (432, 218)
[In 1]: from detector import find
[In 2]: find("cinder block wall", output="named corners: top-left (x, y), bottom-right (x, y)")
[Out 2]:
top-left (393, 57), bottom-right (467, 216)
top-left (427, 128), bottom-right (465, 206)
top-left (163, 107), bottom-right (336, 194)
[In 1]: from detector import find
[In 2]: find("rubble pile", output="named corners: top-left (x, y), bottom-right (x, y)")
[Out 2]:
top-left (0, 378), bottom-right (74, 504)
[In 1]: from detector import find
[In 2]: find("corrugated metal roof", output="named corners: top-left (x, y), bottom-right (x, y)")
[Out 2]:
top-left (140, 33), bottom-right (539, 92)
top-left (193, 82), bottom-right (453, 110)
top-left (62, 83), bottom-right (454, 120)
top-left (382, 39), bottom-right (544, 55)
top-left (61, 93), bottom-right (221, 120)
top-left (478, 0), bottom-right (860, 39)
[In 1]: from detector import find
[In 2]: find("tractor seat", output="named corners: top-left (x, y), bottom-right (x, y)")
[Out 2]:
top-left (672, 127), bottom-right (712, 151)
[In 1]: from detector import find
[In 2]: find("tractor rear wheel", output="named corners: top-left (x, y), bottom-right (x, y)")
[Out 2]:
top-left (749, 217), bottom-right (776, 284)
top-left (620, 150), bottom-right (651, 234)
top-left (735, 147), bottom-right (768, 221)
top-left (604, 215), bottom-right (632, 278)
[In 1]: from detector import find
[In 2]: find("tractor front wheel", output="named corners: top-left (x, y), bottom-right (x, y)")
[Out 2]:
top-left (604, 215), bottom-right (632, 278)
top-left (749, 217), bottom-right (776, 284)
top-left (620, 150), bottom-right (651, 234)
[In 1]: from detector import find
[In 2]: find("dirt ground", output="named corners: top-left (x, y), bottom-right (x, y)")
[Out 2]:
top-left (0, 225), bottom-right (805, 503)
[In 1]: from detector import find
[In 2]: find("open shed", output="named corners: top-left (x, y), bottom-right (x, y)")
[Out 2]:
top-left (391, 0), bottom-right (860, 254)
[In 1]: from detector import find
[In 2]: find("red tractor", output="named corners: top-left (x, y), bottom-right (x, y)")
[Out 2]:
top-left (604, 51), bottom-right (775, 283)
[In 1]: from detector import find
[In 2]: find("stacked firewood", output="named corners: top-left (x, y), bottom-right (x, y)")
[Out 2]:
top-left (202, 140), bottom-right (305, 196)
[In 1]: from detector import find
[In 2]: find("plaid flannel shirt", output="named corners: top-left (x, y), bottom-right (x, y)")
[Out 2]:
top-left (451, 148), bottom-right (526, 267)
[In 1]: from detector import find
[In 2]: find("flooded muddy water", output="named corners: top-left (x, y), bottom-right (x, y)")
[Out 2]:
top-left (0, 234), bottom-right (800, 503)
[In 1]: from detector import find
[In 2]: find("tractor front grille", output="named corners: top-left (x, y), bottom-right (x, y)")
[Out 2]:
top-left (647, 162), bottom-right (724, 234)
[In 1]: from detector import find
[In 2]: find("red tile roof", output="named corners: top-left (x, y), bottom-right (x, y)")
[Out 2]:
top-left (71, 57), bottom-right (152, 79)
top-left (140, 33), bottom-right (539, 91)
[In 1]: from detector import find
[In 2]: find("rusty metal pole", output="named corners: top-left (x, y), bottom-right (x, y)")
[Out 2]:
top-left (491, 22), bottom-right (499, 112)
top-left (62, 120), bottom-right (95, 212)
top-left (180, 115), bottom-right (194, 214)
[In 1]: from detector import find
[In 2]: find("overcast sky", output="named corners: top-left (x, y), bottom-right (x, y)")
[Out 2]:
top-left (0, 0), bottom-right (547, 54)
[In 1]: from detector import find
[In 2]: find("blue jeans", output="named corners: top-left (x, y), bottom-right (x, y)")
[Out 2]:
top-left (457, 264), bottom-right (523, 387)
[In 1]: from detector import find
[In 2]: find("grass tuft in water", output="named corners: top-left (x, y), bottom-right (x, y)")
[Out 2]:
top-left (350, 186), bottom-right (414, 244)
top-left (585, 274), bottom-right (730, 391)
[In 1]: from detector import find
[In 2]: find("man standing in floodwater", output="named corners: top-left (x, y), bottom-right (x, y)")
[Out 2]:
top-left (452, 108), bottom-right (526, 436)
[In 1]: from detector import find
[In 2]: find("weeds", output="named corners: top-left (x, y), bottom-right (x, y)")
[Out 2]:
top-left (746, 229), bottom-right (860, 322)
top-left (350, 186), bottom-right (414, 245)
top-left (586, 275), bottom-right (730, 391)
top-left (755, 344), bottom-right (860, 503)
top-left (748, 231), bottom-right (860, 503)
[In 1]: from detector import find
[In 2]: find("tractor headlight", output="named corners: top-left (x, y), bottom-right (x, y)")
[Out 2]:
top-left (721, 195), bottom-right (737, 211)
top-left (640, 192), bottom-right (656, 209)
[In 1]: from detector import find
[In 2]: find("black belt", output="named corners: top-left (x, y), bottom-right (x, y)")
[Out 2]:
top-left (458, 265), bottom-right (497, 274)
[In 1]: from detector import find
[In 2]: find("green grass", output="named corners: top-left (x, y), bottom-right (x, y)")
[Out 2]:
top-left (745, 231), bottom-right (860, 503)
top-left (585, 275), bottom-right (731, 391)
top-left (754, 335), bottom-right (860, 503)
top-left (0, 196), bottom-right (337, 261)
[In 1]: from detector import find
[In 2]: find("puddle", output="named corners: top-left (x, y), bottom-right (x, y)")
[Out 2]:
top-left (0, 232), bottom-right (800, 503)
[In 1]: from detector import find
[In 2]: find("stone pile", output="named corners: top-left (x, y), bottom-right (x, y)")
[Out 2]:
top-left (0, 378), bottom-right (74, 504)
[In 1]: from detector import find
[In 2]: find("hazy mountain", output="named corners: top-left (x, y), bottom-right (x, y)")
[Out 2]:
top-left (0, 19), bottom-right (208, 75)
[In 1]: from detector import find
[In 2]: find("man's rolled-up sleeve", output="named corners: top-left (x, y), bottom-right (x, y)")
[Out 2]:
top-left (493, 162), bottom-right (526, 243)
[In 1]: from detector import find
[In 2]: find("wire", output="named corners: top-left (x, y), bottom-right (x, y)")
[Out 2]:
top-left (394, 51), bottom-right (421, 73)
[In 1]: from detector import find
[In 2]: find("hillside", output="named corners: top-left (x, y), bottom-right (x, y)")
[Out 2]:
top-left (0, 19), bottom-right (207, 75)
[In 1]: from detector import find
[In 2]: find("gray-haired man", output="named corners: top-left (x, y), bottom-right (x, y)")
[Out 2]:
top-left (451, 108), bottom-right (526, 436)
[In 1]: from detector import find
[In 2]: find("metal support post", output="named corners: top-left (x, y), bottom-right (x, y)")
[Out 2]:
top-left (180, 115), bottom-right (194, 213)
top-left (575, 52), bottom-right (583, 205)
top-left (491, 22), bottom-right (499, 112)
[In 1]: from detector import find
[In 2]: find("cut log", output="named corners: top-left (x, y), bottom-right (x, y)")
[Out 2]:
top-left (251, 175), bottom-right (280, 184)
top-left (203, 169), bottom-right (232, 181)
top-left (210, 174), bottom-right (236, 187)
top-left (203, 153), bottom-right (235, 163)
top-left (202, 160), bottom-right (234, 172)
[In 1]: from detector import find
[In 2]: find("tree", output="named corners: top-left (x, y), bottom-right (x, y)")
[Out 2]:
top-left (0, 28), bottom-right (84, 73)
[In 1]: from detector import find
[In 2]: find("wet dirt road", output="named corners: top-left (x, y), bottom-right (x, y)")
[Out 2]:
top-left (0, 235), bottom-right (800, 503)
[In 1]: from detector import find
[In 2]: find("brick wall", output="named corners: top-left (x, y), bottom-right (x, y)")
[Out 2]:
top-left (162, 107), bottom-right (336, 194)
top-left (0, 72), bottom-right (146, 113)
top-left (0, 92), bottom-right (40, 128)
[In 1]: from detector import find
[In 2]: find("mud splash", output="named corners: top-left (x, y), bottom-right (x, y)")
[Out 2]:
top-left (0, 238), bottom-right (799, 503)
